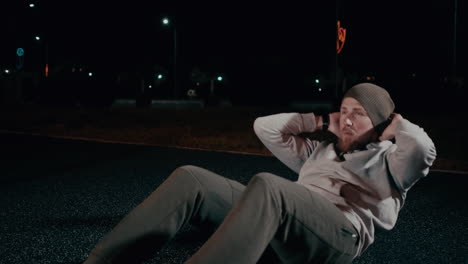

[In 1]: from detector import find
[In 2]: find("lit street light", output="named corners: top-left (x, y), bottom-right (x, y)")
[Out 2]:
top-left (29, 3), bottom-right (35, 8)
top-left (34, 35), bottom-right (49, 77)
top-left (210, 75), bottom-right (224, 95)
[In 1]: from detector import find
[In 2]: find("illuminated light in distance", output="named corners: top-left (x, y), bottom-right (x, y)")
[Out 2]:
top-left (157, 74), bottom-right (163, 79)
top-left (217, 76), bottom-right (223, 81)
top-left (88, 72), bottom-right (93, 77)
top-left (162, 18), bottom-right (169, 25)
top-left (315, 79), bottom-right (320, 84)
top-left (35, 36), bottom-right (40, 40)
top-left (318, 88), bottom-right (322, 92)
top-left (29, 3), bottom-right (35, 8)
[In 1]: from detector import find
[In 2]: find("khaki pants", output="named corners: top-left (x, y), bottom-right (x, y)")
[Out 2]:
top-left (84, 165), bottom-right (359, 264)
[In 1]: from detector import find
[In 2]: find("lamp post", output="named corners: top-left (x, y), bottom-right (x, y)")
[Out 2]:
top-left (162, 17), bottom-right (178, 99)
top-left (35, 35), bottom-right (49, 77)
top-left (452, 0), bottom-right (458, 79)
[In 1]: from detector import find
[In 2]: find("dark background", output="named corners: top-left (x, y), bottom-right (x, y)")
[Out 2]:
top-left (1, 0), bottom-right (466, 112)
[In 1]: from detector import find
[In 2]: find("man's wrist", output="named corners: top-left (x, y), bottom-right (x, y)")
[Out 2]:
top-left (315, 115), bottom-right (322, 131)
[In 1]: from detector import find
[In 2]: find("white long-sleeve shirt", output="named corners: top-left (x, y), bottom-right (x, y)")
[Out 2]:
top-left (253, 113), bottom-right (436, 256)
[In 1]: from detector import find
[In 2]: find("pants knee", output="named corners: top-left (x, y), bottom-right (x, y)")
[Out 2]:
top-left (169, 165), bottom-right (220, 191)
top-left (171, 165), bottom-right (200, 178)
top-left (249, 173), bottom-right (276, 192)
top-left (167, 165), bottom-right (202, 187)
top-left (243, 173), bottom-right (283, 213)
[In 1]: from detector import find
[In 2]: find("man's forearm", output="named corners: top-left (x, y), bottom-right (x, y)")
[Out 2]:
top-left (253, 113), bottom-right (319, 173)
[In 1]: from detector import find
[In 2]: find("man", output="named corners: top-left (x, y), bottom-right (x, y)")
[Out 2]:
top-left (84, 83), bottom-right (436, 263)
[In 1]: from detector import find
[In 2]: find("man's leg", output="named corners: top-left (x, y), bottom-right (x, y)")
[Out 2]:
top-left (83, 165), bottom-right (245, 264)
top-left (186, 173), bottom-right (359, 264)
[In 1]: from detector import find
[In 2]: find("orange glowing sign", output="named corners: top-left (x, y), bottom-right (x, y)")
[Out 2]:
top-left (337, 20), bottom-right (347, 54)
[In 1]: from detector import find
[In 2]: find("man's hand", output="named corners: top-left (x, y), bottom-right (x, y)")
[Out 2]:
top-left (328, 112), bottom-right (341, 138)
top-left (379, 113), bottom-right (403, 141)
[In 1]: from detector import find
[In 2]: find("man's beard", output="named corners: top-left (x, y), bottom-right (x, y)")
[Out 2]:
top-left (337, 129), bottom-right (377, 153)
top-left (337, 137), bottom-right (363, 153)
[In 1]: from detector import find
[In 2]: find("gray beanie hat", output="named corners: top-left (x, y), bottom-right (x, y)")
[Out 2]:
top-left (343, 83), bottom-right (395, 127)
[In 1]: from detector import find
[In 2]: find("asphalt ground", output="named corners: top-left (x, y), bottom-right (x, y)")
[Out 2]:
top-left (0, 133), bottom-right (467, 264)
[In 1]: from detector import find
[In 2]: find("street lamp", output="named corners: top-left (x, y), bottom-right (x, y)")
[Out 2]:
top-left (452, 0), bottom-right (458, 78)
top-left (210, 75), bottom-right (224, 95)
top-left (162, 17), bottom-right (177, 99)
top-left (35, 35), bottom-right (49, 77)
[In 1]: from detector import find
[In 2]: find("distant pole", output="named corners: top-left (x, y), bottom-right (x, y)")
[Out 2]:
top-left (173, 27), bottom-right (177, 99)
top-left (210, 79), bottom-right (214, 94)
top-left (162, 17), bottom-right (178, 99)
top-left (45, 41), bottom-right (49, 77)
top-left (452, 0), bottom-right (458, 78)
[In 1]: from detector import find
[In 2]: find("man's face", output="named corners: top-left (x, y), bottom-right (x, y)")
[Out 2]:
top-left (337, 97), bottom-right (375, 151)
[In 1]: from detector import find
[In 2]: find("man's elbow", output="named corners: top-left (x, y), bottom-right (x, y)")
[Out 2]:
top-left (423, 141), bottom-right (437, 167)
top-left (253, 116), bottom-right (267, 138)
top-left (411, 137), bottom-right (437, 169)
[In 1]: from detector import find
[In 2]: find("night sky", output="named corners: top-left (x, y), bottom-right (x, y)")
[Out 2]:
top-left (1, 0), bottom-right (466, 108)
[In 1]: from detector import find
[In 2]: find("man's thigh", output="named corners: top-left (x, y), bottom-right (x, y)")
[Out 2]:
top-left (256, 173), bottom-right (359, 263)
